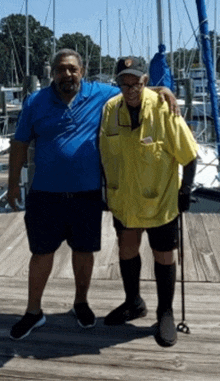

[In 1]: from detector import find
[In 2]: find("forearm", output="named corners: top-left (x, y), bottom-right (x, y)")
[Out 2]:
top-left (8, 140), bottom-right (29, 189)
top-left (148, 86), bottom-right (173, 94)
top-left (181, 158), bottom-right (197, 192)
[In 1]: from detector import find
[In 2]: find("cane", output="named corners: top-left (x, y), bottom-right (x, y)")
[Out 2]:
top-left (177, 212), bottom-right (190, 334)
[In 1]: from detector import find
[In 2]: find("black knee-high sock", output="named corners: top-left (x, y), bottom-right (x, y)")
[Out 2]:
top-left (154, 261), bottom-right (176, 318)
top-left (120, 254), bottom-right (141, 303)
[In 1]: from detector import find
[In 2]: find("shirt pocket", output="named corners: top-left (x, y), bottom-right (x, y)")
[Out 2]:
top-left (137, 141), bottom-right (170, 198)
top-left (103, 135), bottom-right (120, 190)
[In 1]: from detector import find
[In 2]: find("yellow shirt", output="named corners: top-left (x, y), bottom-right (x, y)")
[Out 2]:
top-left (100, 88), bottom-right (199, 228)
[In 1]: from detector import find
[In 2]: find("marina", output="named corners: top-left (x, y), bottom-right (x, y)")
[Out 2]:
top-left (0, 0), bottom-right (220, 379)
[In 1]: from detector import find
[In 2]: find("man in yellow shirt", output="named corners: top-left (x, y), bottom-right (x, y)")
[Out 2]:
top-left (100, 56), bottom-right (198, 347)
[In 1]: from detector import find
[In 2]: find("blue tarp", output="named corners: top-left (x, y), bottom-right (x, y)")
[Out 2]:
top-left (149, 44), bottom-right (174, 91)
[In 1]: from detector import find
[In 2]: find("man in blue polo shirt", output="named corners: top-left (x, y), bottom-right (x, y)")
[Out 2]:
top-left (8, 49), bottom-right (178, 340)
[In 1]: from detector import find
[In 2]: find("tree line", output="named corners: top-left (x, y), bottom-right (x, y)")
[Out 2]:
top-left (0, 14), bottom-right (220, 87)
top-left (0, 14), bottom-right (116, 86)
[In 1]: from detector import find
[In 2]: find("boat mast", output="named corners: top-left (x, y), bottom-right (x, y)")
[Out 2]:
top-left (118, 9), bottom-right (122, 57)
top-left (168, 0), bottom-right (174, 76)
top-left (156, 0), bottom-right (164, 47)
top-left (213, 0), bottom-right (217, 79)
top-left (53, 0), bottom-right (56, 56)
top-left (99, 19), bottom-right (102, 79)
top-left (25, 0), bottom-right (29, 76)
top-left (149, 0), bottom-right (173, 90)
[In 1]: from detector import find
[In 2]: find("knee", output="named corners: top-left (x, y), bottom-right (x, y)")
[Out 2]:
top-left (119, 246), bottom-right (140, 260)
top-left (153, 250), bottom-right (175, 265)
top-left (30, 252), bottom-right (54, 266)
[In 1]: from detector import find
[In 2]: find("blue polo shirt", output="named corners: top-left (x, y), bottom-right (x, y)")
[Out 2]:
top-left (15, 80), bottom-right (120, 192)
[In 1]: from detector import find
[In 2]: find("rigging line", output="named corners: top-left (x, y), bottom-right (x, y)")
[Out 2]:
top-left (44, 0), bottom-right (52, 26)
top-left (122, 0), bottom-right (142, 56)
top-left (20, 0), bottom-right (25, 13)
top-left (174, 0), bottom-right (187, 50)
top-left (87, 23), bottom-right (100, 68)
top-left (131, 0), bottom-right (143, 56)
top-left (174, 0), bottom-right (200, 50)
top-left (6, 20), bottom-right (24, 79)
top-left (181, 0), bottom-right (200, 49)
top-left (106, 0), bottom-right (110, 57)
top-left (148, 0), bottom-right (153, 60)
top-left (121, 14), bottom-right (133, 55)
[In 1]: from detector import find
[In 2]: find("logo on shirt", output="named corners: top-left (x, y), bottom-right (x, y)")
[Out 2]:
top-left (125, 59), bottom-right (133, 68)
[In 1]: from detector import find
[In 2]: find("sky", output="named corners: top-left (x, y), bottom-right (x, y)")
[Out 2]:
top-left (1, 0), bottom-right (219, 62)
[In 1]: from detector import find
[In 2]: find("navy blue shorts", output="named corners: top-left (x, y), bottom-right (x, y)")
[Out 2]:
top-left (24, 189), bottom-right (102, 255)
top-left (113, 217), bottom-right (179, 252)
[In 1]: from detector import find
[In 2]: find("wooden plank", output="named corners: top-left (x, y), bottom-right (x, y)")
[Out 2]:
top-left (185, 213), bottom-right (220, 282)
top-left (0, 279), bottom-right (220, 380)
top-left (1, 211), bottom-right (220, 282)
top-left (93, 212), bottom-right (120, 280)
top-left (201, 214), bottom-right (220, 271)
top-left (0, 213), bottom-right (31, 277)
top-left (179, 213), bottom-right (198, 282)
top-left (0, 213), bottom-right (16, 236)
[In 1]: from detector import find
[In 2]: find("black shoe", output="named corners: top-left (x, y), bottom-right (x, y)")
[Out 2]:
top-left (72, 303), bottom-right (96, 328)
top-left (155, 309), bottom-right (177, 347)
top-left (104, 296), bottom-right (147, 325)
top-left (10, 310), bottom-right (46, 340)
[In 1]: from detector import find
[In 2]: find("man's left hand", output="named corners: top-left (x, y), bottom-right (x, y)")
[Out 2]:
top-left (178, 185), bottom-right (191, 213)
top-left (158, 88), bottom-right (181, 116)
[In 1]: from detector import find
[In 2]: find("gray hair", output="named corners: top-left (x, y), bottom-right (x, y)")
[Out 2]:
top-left (51, 49), bottom-right (83, 73)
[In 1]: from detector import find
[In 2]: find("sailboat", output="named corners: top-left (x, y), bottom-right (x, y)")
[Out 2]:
top-left (190, 0), bottom-right (220, 197)
top-left (0, 116), bottom-right (10, 155)
top-left (149, 0), bottom-right (220, 205)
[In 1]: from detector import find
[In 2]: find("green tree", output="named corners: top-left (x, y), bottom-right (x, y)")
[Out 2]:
top-left (209, 31), bottom-right (220, 75)
top-left (0, 14), bottom-right (53, 84)
top-left (57, 32), bottom-right (117, 79)
top-left (0, 14), bottom-right (119, 85)
top-left (0, 40), bottom-right (10, 84)
top-left (57, 32), bottom-right (101, 77)
top-left (166, 48), bottom-right (200, 78)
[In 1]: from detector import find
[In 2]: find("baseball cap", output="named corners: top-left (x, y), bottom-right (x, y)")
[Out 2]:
top-left (115, 56), bottom-right (146, 78)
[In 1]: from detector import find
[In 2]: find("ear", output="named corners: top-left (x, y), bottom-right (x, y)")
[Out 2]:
top-left (80, 66), bottom-right (85, 77)
top-left (142, 74), bottom-right (149, 85)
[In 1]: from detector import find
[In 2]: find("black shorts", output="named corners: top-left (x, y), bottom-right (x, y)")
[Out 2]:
top-left (24, 189), bottom-right (102, 255)
top-left (113, 217), bottom-right (179, 252)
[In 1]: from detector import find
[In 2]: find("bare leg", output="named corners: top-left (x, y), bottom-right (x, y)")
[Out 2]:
top-left (72, 251), bottom-right (94, 305)
top-left (152, 250), bottom-right (175, 265)
top-left (118, 229), bottom-right (142, 260)
top-left (27, 252), bottom-right (54, 314)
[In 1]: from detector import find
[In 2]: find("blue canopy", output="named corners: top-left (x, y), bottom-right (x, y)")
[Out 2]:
top-left (149, 44), bottom-right (174, 91)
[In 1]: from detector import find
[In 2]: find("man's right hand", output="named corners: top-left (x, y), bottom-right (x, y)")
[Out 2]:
top-left (7, 186), bottom-right (21, 211)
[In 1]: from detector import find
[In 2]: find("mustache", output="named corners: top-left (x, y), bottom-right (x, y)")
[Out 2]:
top-left (58, 81), bottom-right (80, 94)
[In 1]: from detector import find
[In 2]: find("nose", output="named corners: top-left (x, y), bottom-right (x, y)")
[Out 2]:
top-left (128, 86), bottom-right (135, 93)
top-left (63, 68), bottom-right (71, 76)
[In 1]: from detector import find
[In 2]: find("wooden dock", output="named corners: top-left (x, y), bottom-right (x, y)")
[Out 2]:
top-left (0, 210), bottom-right (220, 380)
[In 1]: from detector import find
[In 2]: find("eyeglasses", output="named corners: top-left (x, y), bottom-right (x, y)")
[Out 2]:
top-left (119, 83), bottom-right (143, 92)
